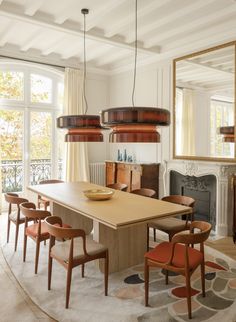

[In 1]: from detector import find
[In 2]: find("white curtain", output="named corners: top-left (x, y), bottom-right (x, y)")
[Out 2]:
top-left (0, 141), bottom-right (2, 215)
top-left (63, 68), bottom-right (90, 182)
top-left (181, 88), bottom-right (196, 155)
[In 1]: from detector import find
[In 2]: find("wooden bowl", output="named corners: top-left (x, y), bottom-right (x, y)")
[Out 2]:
top-left (83, 189), bottom-right (114, 201)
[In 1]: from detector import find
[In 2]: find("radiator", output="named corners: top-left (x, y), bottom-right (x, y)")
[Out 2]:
top-left (89, 162), bottom-right (105, 186)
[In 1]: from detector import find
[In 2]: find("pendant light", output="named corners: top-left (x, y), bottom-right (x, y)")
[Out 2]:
top-left (57, 8), bottom-right (107, 142)
top-left (219, 126), bottom-right (234, 142)
top-left (101, 0), bottom-right (170, 143)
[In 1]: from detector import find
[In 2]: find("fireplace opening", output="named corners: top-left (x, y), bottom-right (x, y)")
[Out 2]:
top-left (170, 170), bottom-right (216, 230)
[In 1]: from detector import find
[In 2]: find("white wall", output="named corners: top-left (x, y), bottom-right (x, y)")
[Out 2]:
top-left (107, 61), bottom-right (173, 197)
top-left (86, 72), bottom-right (109, 162)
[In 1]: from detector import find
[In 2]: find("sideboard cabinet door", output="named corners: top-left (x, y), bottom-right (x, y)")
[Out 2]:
top-left (105, 161), bottom-right (159, 198)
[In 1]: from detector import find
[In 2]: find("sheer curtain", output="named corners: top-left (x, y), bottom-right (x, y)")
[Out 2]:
top-left (181, 88), bottom-right (196, 155)
top-left (63, 68), bottom-right (90, 182)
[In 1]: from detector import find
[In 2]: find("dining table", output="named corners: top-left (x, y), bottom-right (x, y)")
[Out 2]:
top-left (28, 181), bottom-right (192, 273)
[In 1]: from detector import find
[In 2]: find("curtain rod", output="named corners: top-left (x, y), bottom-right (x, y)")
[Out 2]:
top-left (0, 54), bottom-right (66, 70)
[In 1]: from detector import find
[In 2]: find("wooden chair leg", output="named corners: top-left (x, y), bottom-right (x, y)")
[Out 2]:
top-left (81, 264), bottom-right (85, 278)
top-left (65, 266), bottom-right (72, 309)
top-left (144, 258), bottom-right (149, 307)
top-left (23, 234), bottom-right (27, 262)
top-left (185, 273), bottom-right (192, 319)
top-left (14, 222), bottom-right (19, 252)
top-left (7, 219), bottom-right (11, 243)
top-left (153, 228), bottom-right (156, 242)
top-left (201, 261), bottom-right (206, 297)
top-left (146, 225), bottom-right (150, 251)
top-left (165, 270), bottom-right (169, 285)
top-left (48, 256), bottom-right (53, 290)
top-left (104, 251), bottom-right (109, 296)
top-left (35, 238), bottom-right (40, 274)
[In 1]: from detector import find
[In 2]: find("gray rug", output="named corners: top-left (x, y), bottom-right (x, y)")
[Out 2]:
top-left (1, 214), bottom-right (236, 322)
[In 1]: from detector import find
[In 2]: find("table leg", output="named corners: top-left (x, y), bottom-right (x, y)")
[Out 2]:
top-left (51, 202), bottom-right (93, 235)
top-left (93, 221), bottom-right (147, 273)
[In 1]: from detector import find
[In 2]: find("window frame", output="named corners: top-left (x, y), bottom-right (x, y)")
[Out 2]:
top-left (0, 60), bottom-right (64, 196)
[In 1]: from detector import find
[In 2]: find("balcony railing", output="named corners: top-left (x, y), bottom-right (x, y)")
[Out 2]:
top-left (1, 159), bottom-right (63, 193)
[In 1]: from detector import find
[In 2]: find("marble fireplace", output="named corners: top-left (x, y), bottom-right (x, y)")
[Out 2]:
top-left (165, 160), bottom-right (236, 236)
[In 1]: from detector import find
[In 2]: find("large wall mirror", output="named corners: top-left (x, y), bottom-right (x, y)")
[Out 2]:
top-left (173, 42), bottom-right (236, 161)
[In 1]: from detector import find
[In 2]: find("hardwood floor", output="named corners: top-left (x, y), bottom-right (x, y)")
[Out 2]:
top-left (206, 236), bottom-right (236, 260)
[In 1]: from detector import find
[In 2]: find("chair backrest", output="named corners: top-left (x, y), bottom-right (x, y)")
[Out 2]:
top-left (172, 221), bottom-right (212, 245)
top-left (107, 183), bottom-right (128, 191)
top-left (20, 202), bottom-right (51, 220)
top-left (45, 216), bottom-right (85, 239)
top-left (131, 188), bottom-right (156, 198)
top-left (162, 195), bottom-right (195, 208)
top-left (4, 193), bottom-right (28, 205)
top-left (39, 179), bottom-right (64, 185)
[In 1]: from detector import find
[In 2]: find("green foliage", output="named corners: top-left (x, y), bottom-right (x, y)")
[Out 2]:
top-left (0, 110), bottom-right (23, 160)
top-left (0, 71), bottom-right (23, 100)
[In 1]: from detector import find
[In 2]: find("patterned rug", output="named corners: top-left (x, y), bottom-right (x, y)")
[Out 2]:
top-left (1, 214), bottom-right (236, 322)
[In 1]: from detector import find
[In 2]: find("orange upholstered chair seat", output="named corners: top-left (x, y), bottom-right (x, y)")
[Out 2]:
top-left (26, 222), bottom-right (72, 238)
top-left (145, 241), bottom-right (203, 270)
top-left (26, 222), bottom-right (49, 238)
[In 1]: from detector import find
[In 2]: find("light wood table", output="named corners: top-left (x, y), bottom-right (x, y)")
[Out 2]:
top-left (28, 182), bottom-right (191, 273)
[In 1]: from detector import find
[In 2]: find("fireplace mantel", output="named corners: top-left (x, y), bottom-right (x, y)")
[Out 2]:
top-left (165, 160), bottom-right (236, 236)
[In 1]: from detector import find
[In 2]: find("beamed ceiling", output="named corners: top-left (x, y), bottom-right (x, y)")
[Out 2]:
top-left (0, 0), bottom-right (236, 73)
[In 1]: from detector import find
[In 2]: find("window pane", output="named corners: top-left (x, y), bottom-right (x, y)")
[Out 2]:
top-left (31, 74), bottom-right (52, 103)
top-left (30, 111), bottom-right (52, 184)
top-left (0, 71), bottom-right (24, 100)
top-left (0, 109), bottom-right (24, 192)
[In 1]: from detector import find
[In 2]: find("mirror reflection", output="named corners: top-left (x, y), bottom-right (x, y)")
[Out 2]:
top-left (174, 44), bottom-right (235, 160)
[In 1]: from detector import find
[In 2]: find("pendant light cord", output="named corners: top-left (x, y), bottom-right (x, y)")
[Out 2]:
top-left (82, 10), bottom-right (88, 114)
top-left (132, 0), bottom-right (138, 107)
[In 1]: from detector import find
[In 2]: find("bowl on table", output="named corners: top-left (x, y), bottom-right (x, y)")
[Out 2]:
top-left (83, 189), bottom-right (114, 201)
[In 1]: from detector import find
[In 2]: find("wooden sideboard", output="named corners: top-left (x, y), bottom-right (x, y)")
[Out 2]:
top-left (105, 161), bottom-right (159, 198)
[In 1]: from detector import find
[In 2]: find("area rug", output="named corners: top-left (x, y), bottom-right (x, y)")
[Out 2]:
top-left (1, 214), bottom-right (236, 322)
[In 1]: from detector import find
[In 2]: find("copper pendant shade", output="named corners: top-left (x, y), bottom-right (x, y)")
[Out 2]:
top-left (57, 115), bottom-right (106, 142)
top-left (219, 126), bottom-right (235, 143)
top-left (101, 107), bottom-right (170, 143)
top-left (57, 8), bottom-right (106, 142)
top-left (100, 0), bottom-right (170, 143)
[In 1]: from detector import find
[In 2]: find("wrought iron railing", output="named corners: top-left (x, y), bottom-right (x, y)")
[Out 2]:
top-left (1, 159), bottom-right (63, 193)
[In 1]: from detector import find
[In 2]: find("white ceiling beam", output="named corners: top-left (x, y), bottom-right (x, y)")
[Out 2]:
top-left (184, 60), bottom-right (233, 77)
top-left (24, 0), bottom-right (45, 16)
top-left (20, 30), bottom-right (43, 51)
top-left (126, 0), bottom-right (216, 43)
top-left (145, 3), bottom-right (236, 48)
top-left (105, 0), bottom-right (172, 38)
top-left (61, 45), bottom-right (81, 60)
top-left (96, 49), bottom-right (130, 67)
top-left (0, 24), bottom-right (14, 47)
top-left (86, 0), bottom-right (127, 31)
top-left (163, 18), bottom-right (236, 54)
top-left (53, 0), bottom-right (78, 25)
top-left (0, 8), bottom-right (159, 56)
top-left (87, 44), bottom-right (112, 62)
top-left (41, 36), bottom-right (67, 56)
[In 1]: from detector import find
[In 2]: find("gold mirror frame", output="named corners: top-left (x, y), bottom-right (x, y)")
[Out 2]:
top-left (173, 41), bottom-right (236, 162)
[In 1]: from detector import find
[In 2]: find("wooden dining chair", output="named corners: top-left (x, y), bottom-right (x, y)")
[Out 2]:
top-left (145, 221), bottom-right (212, 319)
top-left (20, 202), bottom-right (71, 274)
top-left (45, 215), bottom-right (109, 308)
top-left (131, 188), bottom-right (156, 198)
top-left (20, 202), bottom-right (52, 274)
top-left (107, 182), bottom-right (128, 191)
top-left (4, 193), bottom-right (29, 251)
top-left (38, 179), bottom-right (64, 210)
top-left (147, 195), bottom-right (195, 249)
